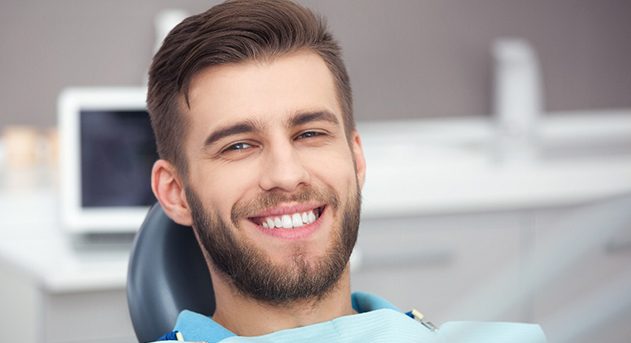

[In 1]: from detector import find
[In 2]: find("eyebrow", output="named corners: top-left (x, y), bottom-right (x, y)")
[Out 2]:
top-left (203, 120), bottom-right (262, 148)
top-left (203, 110), bottom-right (340, 148)
top-left (287, 110), bottom-right (340, 128)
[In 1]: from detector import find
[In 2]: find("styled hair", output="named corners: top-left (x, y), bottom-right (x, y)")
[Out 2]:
top-left (147, 0), bottom-right (353, 175)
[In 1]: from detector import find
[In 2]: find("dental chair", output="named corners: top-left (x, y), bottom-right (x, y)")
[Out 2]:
top-left (127, 203), bottom-right (215, 342)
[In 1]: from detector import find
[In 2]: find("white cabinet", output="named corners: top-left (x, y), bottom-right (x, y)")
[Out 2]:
top-left (531, 195), bottom-right (631, 343)
top-left (352, 211), bottom-right (531, 325)
top-left (0, 259), bottom-right (135, 343)
top-left (351, 194), bottom-right (631, 342)
top-left (0, 189), bottom-right (136, 343)
top-left (43, 289), bottom-right (135, 343)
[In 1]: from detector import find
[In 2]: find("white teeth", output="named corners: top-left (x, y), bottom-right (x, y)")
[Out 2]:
top-left (260, 209), bottom-right (320, 229)
top-left (281, 215), bottom-right (292, 229)
top-left (292, 213), bottom-right (303, 228)
top-left (266, 218), bottom-right (275, 229)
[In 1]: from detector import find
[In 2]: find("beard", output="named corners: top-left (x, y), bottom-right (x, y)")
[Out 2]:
top-left (186, 182), bottom-right (361, 306)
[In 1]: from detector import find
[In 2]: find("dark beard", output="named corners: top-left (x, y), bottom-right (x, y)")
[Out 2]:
top-left (186, 183), bottom-right (361, 306)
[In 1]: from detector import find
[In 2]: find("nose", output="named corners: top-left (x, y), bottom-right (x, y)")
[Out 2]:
top-left (259, 141), bottom-right (310, 192)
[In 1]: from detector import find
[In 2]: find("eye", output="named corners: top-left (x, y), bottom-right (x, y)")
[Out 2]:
top-left (295, 130), bottom-right (325, 140)
top-left (222, 142), bottom-right (253, 153)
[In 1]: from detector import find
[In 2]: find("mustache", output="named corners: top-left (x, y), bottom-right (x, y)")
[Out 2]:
top-left (231, 186), bottom-right (339, 225)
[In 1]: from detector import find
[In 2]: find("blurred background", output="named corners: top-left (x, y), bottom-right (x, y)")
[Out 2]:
top-left (1, 0), bottom-right (631, 127)
top-left (1, 1), bottom-right (630, 342)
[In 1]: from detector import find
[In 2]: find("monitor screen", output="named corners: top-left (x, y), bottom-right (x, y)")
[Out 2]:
top-left (80, 109), bottom-right (158, 208)
top-left (58, 87), bottom-right (156, 233)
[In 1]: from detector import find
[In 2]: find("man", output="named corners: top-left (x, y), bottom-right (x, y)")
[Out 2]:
top-left (147, 1), bottom-right (545, 342)
top-left (147, 0), bottom-right (415, 340)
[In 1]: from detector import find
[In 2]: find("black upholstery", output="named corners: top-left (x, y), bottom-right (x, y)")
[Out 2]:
top-left (127, 203), bottom-right (215, 342)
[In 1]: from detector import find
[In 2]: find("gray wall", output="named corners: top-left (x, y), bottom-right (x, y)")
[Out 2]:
top-left (1, 0), bottom-right (630, 129)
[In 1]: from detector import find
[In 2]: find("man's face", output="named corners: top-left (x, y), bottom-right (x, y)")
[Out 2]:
top-left (181, 50), bottom-right (366, 303)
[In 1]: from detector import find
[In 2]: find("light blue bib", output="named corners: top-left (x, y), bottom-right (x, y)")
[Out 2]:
top-left (165, 292), bottom-right (546, 343)
top-left (220, 309), bottom-right (546, 343)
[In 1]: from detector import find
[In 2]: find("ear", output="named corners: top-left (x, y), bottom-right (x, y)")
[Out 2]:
top-left (350, 131), bottom-right (366, 189)
top-left (151, 159), bottom-right (193, 226)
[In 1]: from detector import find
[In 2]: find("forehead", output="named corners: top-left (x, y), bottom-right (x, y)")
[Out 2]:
top-left (184, 50), bottom-right (343, 133)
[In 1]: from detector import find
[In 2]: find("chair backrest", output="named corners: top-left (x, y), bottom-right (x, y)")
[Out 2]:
top-left (127, 203), bottom-right (215, 342)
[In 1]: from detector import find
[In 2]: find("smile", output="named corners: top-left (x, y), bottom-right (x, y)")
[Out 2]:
top-left (250, 207), bottom-right (324, 230)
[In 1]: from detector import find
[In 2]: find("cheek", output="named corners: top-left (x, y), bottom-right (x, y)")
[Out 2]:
top-left (305, 149), bottom-right (358, 186)
top-left (192, 164), bottom-right (259, 217)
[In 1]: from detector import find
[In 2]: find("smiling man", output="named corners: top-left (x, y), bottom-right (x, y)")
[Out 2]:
top-left (146, 0), bottom-right (415, 341)
top-left (146, 1), bottom-right (544, 343)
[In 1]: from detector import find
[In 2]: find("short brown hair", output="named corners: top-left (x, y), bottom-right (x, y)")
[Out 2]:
top-left (147, 0), bottom-right (353, 175)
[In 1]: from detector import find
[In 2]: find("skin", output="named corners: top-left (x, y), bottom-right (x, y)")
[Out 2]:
top-left (152, 49), bottom-right (366, 336)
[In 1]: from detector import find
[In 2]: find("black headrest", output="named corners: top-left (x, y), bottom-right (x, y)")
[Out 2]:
top-left (127, 203), bottom-right (215, 342)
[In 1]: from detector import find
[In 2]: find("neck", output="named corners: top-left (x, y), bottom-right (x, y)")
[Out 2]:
top-left (210, 267), bottom-right (354, 337)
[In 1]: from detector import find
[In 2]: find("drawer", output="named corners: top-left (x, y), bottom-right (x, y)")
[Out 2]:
top-left (351, 211), bottom-right (529, 325)
top-left (532, 195), bottom-right (631, 343)
top-left (43, 289), bottom-right (136, 343)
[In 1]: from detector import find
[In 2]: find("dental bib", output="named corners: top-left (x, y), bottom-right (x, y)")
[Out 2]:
top-left (155, 292), bottom-right (546, 343)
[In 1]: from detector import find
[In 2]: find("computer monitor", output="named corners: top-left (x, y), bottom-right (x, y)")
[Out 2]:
top-left (58, 87), bottom-right (158, 233)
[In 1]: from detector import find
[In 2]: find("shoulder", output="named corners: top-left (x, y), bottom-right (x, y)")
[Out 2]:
top-left (154, 310), bottom-right (235, 343)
